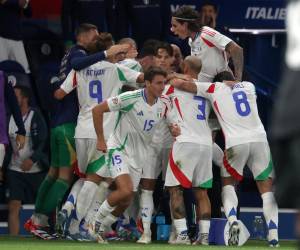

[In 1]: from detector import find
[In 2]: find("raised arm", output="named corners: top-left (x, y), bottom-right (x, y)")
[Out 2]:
top-left (169, 78), bottom-right (198, 94)
top-left (225, 41), bottom-right (244, 81)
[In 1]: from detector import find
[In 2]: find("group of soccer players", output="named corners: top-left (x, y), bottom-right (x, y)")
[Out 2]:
top-left (23, 5), bottom-right (279, 247)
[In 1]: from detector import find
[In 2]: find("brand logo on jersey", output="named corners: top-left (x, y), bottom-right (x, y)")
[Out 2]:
top-left (112, 97), bottom-right (119, 104)
top-left (137, 111), bottom-right (144, 116)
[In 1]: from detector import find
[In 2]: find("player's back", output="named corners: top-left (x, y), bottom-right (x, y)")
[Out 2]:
top-left (212, 81), bottom-right (266, 148)
top-left (173, 87), bottom-right (212, 146)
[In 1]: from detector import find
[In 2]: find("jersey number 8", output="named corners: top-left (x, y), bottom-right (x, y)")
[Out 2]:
top-left (232, 91), bottom-right (251, 116)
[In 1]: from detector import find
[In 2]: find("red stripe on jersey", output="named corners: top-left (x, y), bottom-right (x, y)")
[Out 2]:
top-left (163, 103), bottom-right (168, 118)
top-left (174, 97), bottom-right (183, 119)
top-left (169, 149), bottom-right (192, 188)
top-left (206, 83), bottom-right (215, 93)
top-left (201, 37), bottom-right (215, 47)
top-left (72, 72), bottom-right (77, 87)
top-left (202, 28), bottom-right (216, 36)
top-left (165, 85), bottom-right (174, 95)
top-left (223, 153), bottom-right (243, 181)
top-left (213, 101), bottom-right (224, 121)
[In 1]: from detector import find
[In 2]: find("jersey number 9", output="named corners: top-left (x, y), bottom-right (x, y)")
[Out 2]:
top-left (89, 80), bottom-right (103, 103)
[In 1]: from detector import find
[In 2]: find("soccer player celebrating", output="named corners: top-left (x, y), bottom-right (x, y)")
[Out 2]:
top-left (170, 71), bottom-right (279, 247)
top-left (54, 35), bottom-right (144, 240)
top-left (89, 66), bottom-right (180, 243)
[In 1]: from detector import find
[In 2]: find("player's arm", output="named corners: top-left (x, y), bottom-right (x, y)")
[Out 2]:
top-left (92, 101), bottom-right (110, 153)
top-left (54, 70), bottom-right (77, 100)
top-left (116, 64), bottom-right (144, 85)
top-left (225, 41), bottom-right (244, 81)
top-left (162, 96), bottom-right (181, 138)
top-left (169, 78), bottom-right (197, 94)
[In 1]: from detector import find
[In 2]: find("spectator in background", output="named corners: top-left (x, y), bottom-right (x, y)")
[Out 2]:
top-left (271, 0), bottom-right (300, 242)
top-left (6, 85), bottom-right (48, 235)
top-left (0, 0), bottom-right (31, 73)
top-left (61, 0), bottom-right (115, 48)
top-left (0, 71), bottom-right (25, 184)
top-left (199, 1), bottom-right (218, 30)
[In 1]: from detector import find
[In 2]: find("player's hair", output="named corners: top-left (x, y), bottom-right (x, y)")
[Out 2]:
top-left (144, 66), bottom-right (167, 82)
top-left (75, 23), bottom-right (98, 37)
top-left (172, 6), bottom-right (202, 32)
top-left (138, 39), bottom-right (161, 58)
top-left (96, 32), bottom-right (114, 51)
top-left (213, 71), bottom-right (235, 82)
top-left (118, 37), bottom-right (137, 49)
top-left (184, 56), bottom-right (202, 75)
top-left (155, 42), bottom-right (174, 57)
top-left (14, 85), bottom-right (31, 101)
top-left (200, 0), bottom-right (218, 13)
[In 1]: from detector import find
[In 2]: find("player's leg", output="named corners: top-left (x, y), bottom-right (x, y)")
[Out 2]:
top-left (250, 142), bottom-right (278, 247)
top-left (222, 144), bottom-right (249, 246)
top-left (192, 144), bottom-right (213, 245)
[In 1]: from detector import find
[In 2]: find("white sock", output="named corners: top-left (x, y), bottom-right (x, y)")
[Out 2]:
top-left (212, 143), bottom-right (224, 168)
top-left (101, 213), bottom-right (118, 232)
top-left (96, 199), bottom-right (116, 221)
top-left (222, 185), bottom-right (238, 224)
top-left (139, 189), bottom-right (154, 235)
top-left (62, 178), bottom-right (84, 217)
top-left (261, 192), bottom-right (278, 241)
top-left (85, 181), bottom-right (109, 223)
top-left (76, 181), bottom-right (98, 221)
top-left (173, 218), bottom-right (187, 234)
top-left (199, 220), bottom-right (210, 235)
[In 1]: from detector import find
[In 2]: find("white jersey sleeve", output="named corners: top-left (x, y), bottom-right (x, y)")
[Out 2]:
top-left (107, 90), bottom-right (140, 112)
top-left (60, 70), bottom-right (77, 94)
top-left (201, 26), bottom-right (232, 50)
top-left (195, 81), bottom-right (215, 99)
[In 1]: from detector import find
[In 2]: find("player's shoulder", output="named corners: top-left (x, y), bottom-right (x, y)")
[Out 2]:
top-left (201, 26), bottom-right (218, 38)
top-left (119, 89), bottom-right (143, 101)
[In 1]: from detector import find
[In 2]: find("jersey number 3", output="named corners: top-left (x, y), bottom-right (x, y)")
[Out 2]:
top-left (232, 91), bottom-right (251, 116)
top-left (89, 80), bottom-right (102, 103)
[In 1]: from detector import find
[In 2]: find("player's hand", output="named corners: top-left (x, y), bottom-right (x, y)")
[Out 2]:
top-left (167, 73), bottom-right (192, 81)
top-left (16, 134), bottom-right (25, 150)
top-left (21, 158), bottom-right (33, 172)
top-left (97, 138), bottom-right (107, 153)
top-left (169, 78), bottom-right (186, 88)
top-left (224, 81), bottom-right (237, 88)
top-left (106, 44), bottom-right (130, 59)
top-left (126, 47), bottom-right (138, 59)
top-left (169, 123), bottom-right (181, 137)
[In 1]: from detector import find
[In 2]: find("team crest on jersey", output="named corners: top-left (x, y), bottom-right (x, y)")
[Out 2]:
top-left (112, 97), bottom-right (119, 104)
top-left (157, 108), bottom-right (162, 118)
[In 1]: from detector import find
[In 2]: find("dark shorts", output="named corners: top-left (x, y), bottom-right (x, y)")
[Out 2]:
top-left (6, 170), bottom-right (46, 203)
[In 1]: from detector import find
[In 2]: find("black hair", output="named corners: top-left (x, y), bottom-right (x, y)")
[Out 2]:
top-left (75, 23), bottom-right (98, 37)
top-left (155, 42), bottom-right (174, 57)
top-left (138, 39), bottom-right (161, 58)
top-left (144, 66), bottom-right (167, 82)
top-left (200, 0), bottom-right (218, 12)
top-left (13, 85), bottom-right (31, 101)
top-left (172, 5), bottom-right (202, 32)
top-left (213, 71), bottom-right (235, 82)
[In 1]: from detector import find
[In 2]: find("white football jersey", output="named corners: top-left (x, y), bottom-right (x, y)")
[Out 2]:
top-left (169, 85), bottom-right (212, 146)
top-left (60, 61), bottom-right (141, 139)
top-left (118, 58), bottom-right (142, 72)
top-left (195, 81), bottom-right (267, 148)
top-left (189, 26), bottom-right (232, 81)
top-left (107, 89), bottom-right (176, 169)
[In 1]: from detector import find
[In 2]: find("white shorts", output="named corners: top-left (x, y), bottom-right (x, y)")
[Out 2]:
top-left (0, 37), bottom-right (30, 73)
top-left (142, 146), bottom-right (170, 180)
top-left (107, 148), bottom-right (142, 192)
top-left (0, 144), bottom-right (5, 167)
top-left (165, 142), bottom-right (212, 188)
top-left (75, 138), bottom-right (109, 177)
top-left (222, 142), bottom-right (274, 181)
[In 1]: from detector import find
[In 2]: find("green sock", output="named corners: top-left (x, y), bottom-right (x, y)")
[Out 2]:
top-left (41, 178), bottom-right (69, 215)
top-left (35, 175), bottom-right (56, 213)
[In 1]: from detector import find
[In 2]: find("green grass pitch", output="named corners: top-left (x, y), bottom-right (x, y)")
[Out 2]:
top-left (0, 236), bottom-right (298, 250)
